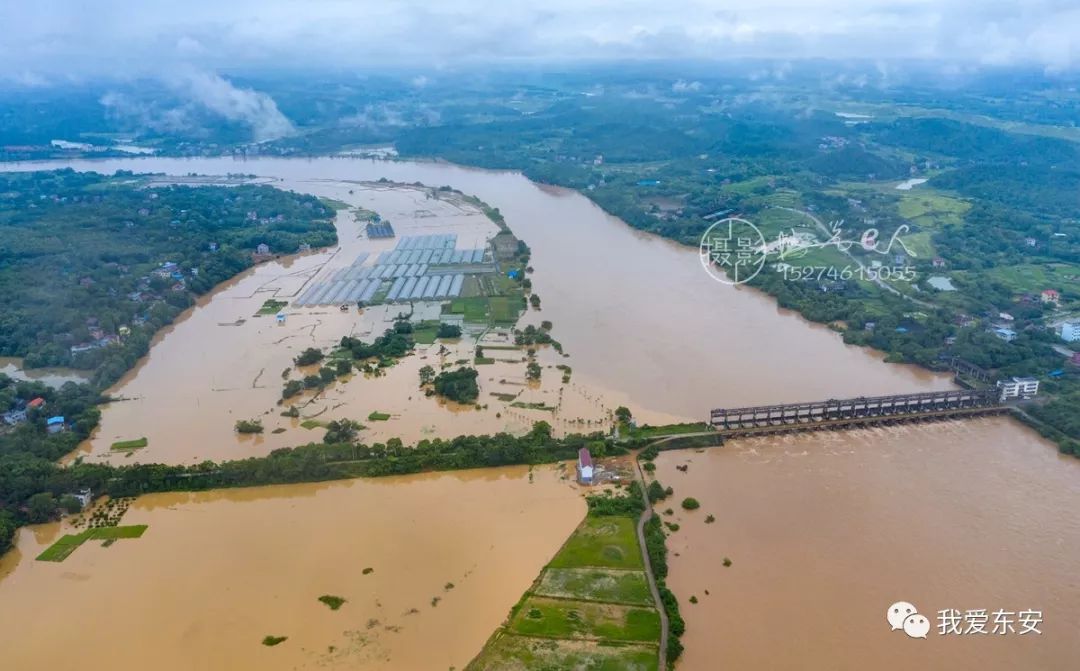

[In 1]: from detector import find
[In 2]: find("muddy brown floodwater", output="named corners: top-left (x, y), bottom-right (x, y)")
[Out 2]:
top-left (655, 418), bottom-right (1080, 670)
top-left (0, 465), bottom-right (585, 671)
top-left (2, 156), bottom-right (1077, 670)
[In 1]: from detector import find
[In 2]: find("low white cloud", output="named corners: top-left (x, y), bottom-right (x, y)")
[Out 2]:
top-left (100, 71), bottom-right (294, 142)
top-left (171, 70), bottom-right (294, 141)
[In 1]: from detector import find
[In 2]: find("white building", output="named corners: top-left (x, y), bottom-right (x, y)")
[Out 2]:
top-left (997, 377), bottom-right (1040, 401)
top-left (1061, 322), bottom-right (1079, 343)
top-left (992, 327), bottom-right (1017, 342)
top-left (577, 448), bottom-right (594, 485)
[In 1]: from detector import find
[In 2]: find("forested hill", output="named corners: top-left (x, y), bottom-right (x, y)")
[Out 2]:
top-left (0, 170), bottom-right (336, 387)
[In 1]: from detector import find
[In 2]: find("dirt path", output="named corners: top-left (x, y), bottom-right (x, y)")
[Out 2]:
top-left (632, 451), bottom-right (669, 670)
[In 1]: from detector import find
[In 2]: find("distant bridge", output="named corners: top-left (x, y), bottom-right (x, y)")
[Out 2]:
top-left (709, 388), bottom-right (1004, 438)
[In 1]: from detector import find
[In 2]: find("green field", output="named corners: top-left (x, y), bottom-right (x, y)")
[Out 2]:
top-left (535, 568), bottom-right (653, 605)
top-left (448, 296), bottom-right (489, 322)
top-left (466, 510), bottom-right (659, 670)
top-left (980, 263), bottom-right (1080, 297)
top-left (256, 299), bottom-right (289, 315)
top-left (410, 324), bottom-right (439, 344)
top-left (547, 517), bottom-right (643, 571)
top-left (510, 597), bottom-right (660, 641)
top-left (489, 296), bottom-right (522, 324)
top-left (110, 437), bottom-right (148, 451)
top-left (36, 525), bottom-right (149, 562)
top-left (468, 634), bottom-right (658, 671)
top-left (896, 191), bottom-right (970, 228)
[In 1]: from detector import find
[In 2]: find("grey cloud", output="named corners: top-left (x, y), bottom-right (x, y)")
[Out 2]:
top-left (1, 0), bottom-right (1079, 78)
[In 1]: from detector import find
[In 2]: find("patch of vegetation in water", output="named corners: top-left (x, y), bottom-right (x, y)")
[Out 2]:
top-left (110, 437), bottom-right (148, 451)
top-left (510, 401), bottom-right (555, 411)
top-left (256, 299), bottom-right (288, 316)
top-left (262, 635), bottom-right (288, 647)
top-left (36, 524), bottom-right (149, 562)
top-left (234, 419), bottom-right (264, 434)
top-left (318, 595), bottom-right (346, 610)
top-left (367, 411), bottom-right (391, 422)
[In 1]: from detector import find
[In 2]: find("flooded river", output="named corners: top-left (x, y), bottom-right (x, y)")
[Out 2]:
top-left (654, 418), bottom-right (1080, 670)
top-left (2, 156), bottom-right (1077, 669)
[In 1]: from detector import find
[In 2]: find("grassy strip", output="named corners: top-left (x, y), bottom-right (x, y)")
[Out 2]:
top-left (110, 437), bottom-right (148, 451)
top-left (627, 423), bottom-right (710, 439)
top-left (511, 402), bottom-right (556, 411)
top-left (644, 515), bottom-right (684, 664)
top-left (36, 525), bottom-right (149, 562)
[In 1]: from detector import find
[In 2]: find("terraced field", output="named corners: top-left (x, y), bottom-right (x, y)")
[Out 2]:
top-left (467, 515), bottom-right (660, 671)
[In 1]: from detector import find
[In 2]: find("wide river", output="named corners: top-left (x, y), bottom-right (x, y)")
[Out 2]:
top-left (3, 156), bottom-right (1078, 670)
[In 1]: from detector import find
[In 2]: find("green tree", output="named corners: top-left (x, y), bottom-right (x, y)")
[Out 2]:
top-left (57, 495), bottom-right (82, 514)
top-left (432, 367), bottom-right (480, 403)
top-left (26, 492), bottom-right (57, 523)
top-left (294, 348), bottom-right (324, 366)
top-left (437, 323), bottom-right (462, 338)
top-left (419, 365), bottom-right (436, 385)
top-left (282, 379), bottom-right (304, 399)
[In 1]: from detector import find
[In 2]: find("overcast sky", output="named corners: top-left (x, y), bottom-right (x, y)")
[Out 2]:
top-left (3, 0), bottom-right (1079, 83)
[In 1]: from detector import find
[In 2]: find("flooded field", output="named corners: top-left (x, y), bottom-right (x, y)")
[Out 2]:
top-left (0, 465), bottom-right (585, 671)
top-left (3, 156), bottom-right (1077, 669)
top-left (654, 417), bottom-right (1080, 670)
top-left (0, 356), bottom-right (90, 387)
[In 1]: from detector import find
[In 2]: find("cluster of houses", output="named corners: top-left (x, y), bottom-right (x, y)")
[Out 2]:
top-left (2, 396), bottom-right (66, 433)
top-left (69, 316), bottom-right (124, 356)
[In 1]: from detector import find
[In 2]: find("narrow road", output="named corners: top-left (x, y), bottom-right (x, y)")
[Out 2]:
top-left (632, 451), bottom-right (670, 671)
